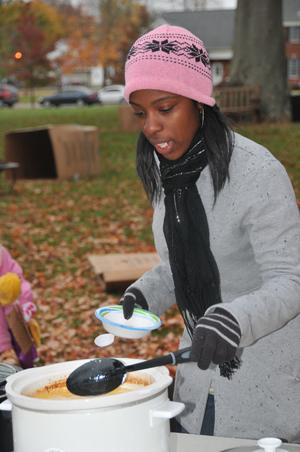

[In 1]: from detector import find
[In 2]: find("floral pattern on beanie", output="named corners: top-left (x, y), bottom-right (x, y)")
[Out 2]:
top-left (128, 38), bottom-right (210, 68)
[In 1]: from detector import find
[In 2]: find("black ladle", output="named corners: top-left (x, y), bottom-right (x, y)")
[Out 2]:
top-left (66, 347), bottom-right (192, 396)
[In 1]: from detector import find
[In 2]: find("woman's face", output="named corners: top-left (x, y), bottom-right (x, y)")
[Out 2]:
top-left (130, 89), bottom-right (201, 161)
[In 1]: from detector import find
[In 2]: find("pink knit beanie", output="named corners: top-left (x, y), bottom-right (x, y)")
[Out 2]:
top-left (124, 24), bottom-right (215, 106)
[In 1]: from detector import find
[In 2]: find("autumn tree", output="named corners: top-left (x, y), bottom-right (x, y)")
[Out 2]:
top-left (55, 5), bottom-right (99, 77)
top-left (0, 1), bottom-right (21, 80)
top-left (0, 0), bottom-right (62, 105)
top-left (97, 0), bottom-right (150, 85)
top-left (229, 0), bottom-right (289, 120)
top-left (38, 0), bottom-right (150, 87)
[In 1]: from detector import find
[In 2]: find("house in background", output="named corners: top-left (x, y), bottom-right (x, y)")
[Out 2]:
top-left (157, 9), bottom-right (234, 86)
top-left (285, 0), bottom-right (300, 87)
top-left (157, 0), bottom-right (300, 88)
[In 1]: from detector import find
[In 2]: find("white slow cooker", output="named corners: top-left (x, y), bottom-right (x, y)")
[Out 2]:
top-left (6, 358), bottom-right (184, 452)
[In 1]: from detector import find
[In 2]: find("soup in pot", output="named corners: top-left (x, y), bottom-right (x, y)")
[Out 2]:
top-left (25, 372), bottom-right (154, 400)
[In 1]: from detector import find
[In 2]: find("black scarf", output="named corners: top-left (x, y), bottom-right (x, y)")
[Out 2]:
top-left (158, 129), bottom-right (239, 377)
top-left (159, 128), bottom-right (222, 335)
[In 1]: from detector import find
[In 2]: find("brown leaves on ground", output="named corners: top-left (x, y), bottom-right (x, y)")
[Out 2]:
top-left (0, 179), bottom-right (184, 368)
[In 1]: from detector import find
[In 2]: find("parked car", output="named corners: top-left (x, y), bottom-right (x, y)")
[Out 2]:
top-left (39, 86), bottom-right (99, 107)
top-left (0, 83), bottom-right (19, 107)
top-left (98, 84), bottom-right (125, 104)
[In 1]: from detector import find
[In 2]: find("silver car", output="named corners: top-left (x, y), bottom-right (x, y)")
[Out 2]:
top-left (98, 85), bottom-right (125, 104)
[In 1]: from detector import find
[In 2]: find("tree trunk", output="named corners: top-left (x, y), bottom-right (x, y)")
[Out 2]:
top-left (229, 0), bottom-right (289, 120)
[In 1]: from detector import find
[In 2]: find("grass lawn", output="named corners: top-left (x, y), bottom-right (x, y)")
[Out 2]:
top-left (0, 105), bottom-right (299, 365)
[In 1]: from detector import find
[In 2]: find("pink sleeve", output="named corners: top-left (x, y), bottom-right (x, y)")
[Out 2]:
top-left (0, 307), bottom-right (12, 352)
top-left (0, 247), bottom-right (35, 318)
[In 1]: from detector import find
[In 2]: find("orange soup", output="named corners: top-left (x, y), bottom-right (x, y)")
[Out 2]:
top-left (25, 373), bottom-right (153, 400)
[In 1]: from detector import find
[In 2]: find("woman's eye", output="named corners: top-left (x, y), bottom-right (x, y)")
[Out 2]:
top-left (159, 106), bottom-right (173, 113)
top-left (133, 111), bottom-right (144, 117)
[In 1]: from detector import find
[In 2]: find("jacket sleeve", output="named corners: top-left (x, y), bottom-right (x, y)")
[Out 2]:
top-left (127, 259), bottom-right (176, 316)
top-left (215, 159), bottom-right (300, 347)
top-left (1, 246), bottom-right (35, 320)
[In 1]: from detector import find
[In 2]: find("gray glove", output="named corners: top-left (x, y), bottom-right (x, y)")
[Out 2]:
top-left (120, 287), bottom-right (148, 320)
top-left (191, 307), bottom-right (241, 370)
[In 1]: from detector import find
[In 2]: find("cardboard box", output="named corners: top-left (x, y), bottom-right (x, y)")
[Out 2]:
top-left (4, 124), bottom-right (100, 180)
top-left (118, 105), bottom-right (140, 132)
top-left (5, 305), bottom-right (33, 354)
top-left (88, 252), bottom-right (160, 290)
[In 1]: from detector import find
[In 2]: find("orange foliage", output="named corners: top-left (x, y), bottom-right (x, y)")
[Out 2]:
top-left (0, 0), bottom-right (62, 85)
top-left (97, 0), bottom-right (150, 84)
top-left (59, 0), bottom-right (150, 83)
top-left (58, 10), bottom-right (99, 74)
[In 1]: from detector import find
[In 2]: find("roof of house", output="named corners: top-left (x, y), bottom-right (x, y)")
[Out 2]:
top-left (160, 9), bottom-right (235, 53)
top-left (283, 0), bottom-right (300, 25)
top-left (157, 0), bottom-right (300, 60)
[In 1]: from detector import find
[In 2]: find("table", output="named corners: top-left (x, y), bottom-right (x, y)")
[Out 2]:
top-left (170, 434), bottom-right (300, 452)
top-left (170, 434), bottom-right (255, 452)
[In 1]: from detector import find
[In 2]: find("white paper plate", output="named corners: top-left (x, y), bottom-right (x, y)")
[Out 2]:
top-left (95, 305), bottom-right (161, 339)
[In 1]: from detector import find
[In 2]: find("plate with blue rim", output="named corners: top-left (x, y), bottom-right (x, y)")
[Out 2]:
top-left (95, 305), bottom-right (161, 339)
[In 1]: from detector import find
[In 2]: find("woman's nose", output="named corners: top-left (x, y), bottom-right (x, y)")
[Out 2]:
top-left (143, 113), bottom-right (162, 135)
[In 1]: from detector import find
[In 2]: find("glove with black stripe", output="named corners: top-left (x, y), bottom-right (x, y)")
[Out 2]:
top-left (120, 287), bottom-right (148, 320)
top-left (191, 307), bottom-right (241, 370)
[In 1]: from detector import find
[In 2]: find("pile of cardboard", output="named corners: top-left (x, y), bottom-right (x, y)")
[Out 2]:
top-left (6, 305), bottom-right (34, 355)
top-left (5, 124), bottom-right (100, 180)
top-left (88, 252), bottom-right (160, 290)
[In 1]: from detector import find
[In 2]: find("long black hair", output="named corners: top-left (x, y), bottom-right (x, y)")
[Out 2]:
top-left (136, 104), bottom-right (234, 204)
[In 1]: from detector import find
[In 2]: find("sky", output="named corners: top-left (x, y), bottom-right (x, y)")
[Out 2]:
top-left (71, 0), bottom-right (237, 15)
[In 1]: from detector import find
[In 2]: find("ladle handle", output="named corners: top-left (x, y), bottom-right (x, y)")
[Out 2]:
top-left (123, 347), bottom-right (192, 373)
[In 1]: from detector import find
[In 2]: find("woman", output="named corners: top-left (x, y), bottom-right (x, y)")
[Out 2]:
top-left (121, 25), bottom-right (300, 442)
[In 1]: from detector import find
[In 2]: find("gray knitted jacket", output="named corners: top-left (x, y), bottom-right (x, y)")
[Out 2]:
top-left (131, 133), bottom-right (300, 442)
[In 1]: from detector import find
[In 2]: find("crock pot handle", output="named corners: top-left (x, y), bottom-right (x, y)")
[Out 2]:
top-left (150, 401), bottom-right (185, 427)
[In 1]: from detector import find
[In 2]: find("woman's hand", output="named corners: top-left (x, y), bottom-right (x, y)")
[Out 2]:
top-left (191, 308), bottom-right (241, 370)
top-left (120, 287), bottom-right (148, 319)
top-left (0, 348), bottom-right (20, 366)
